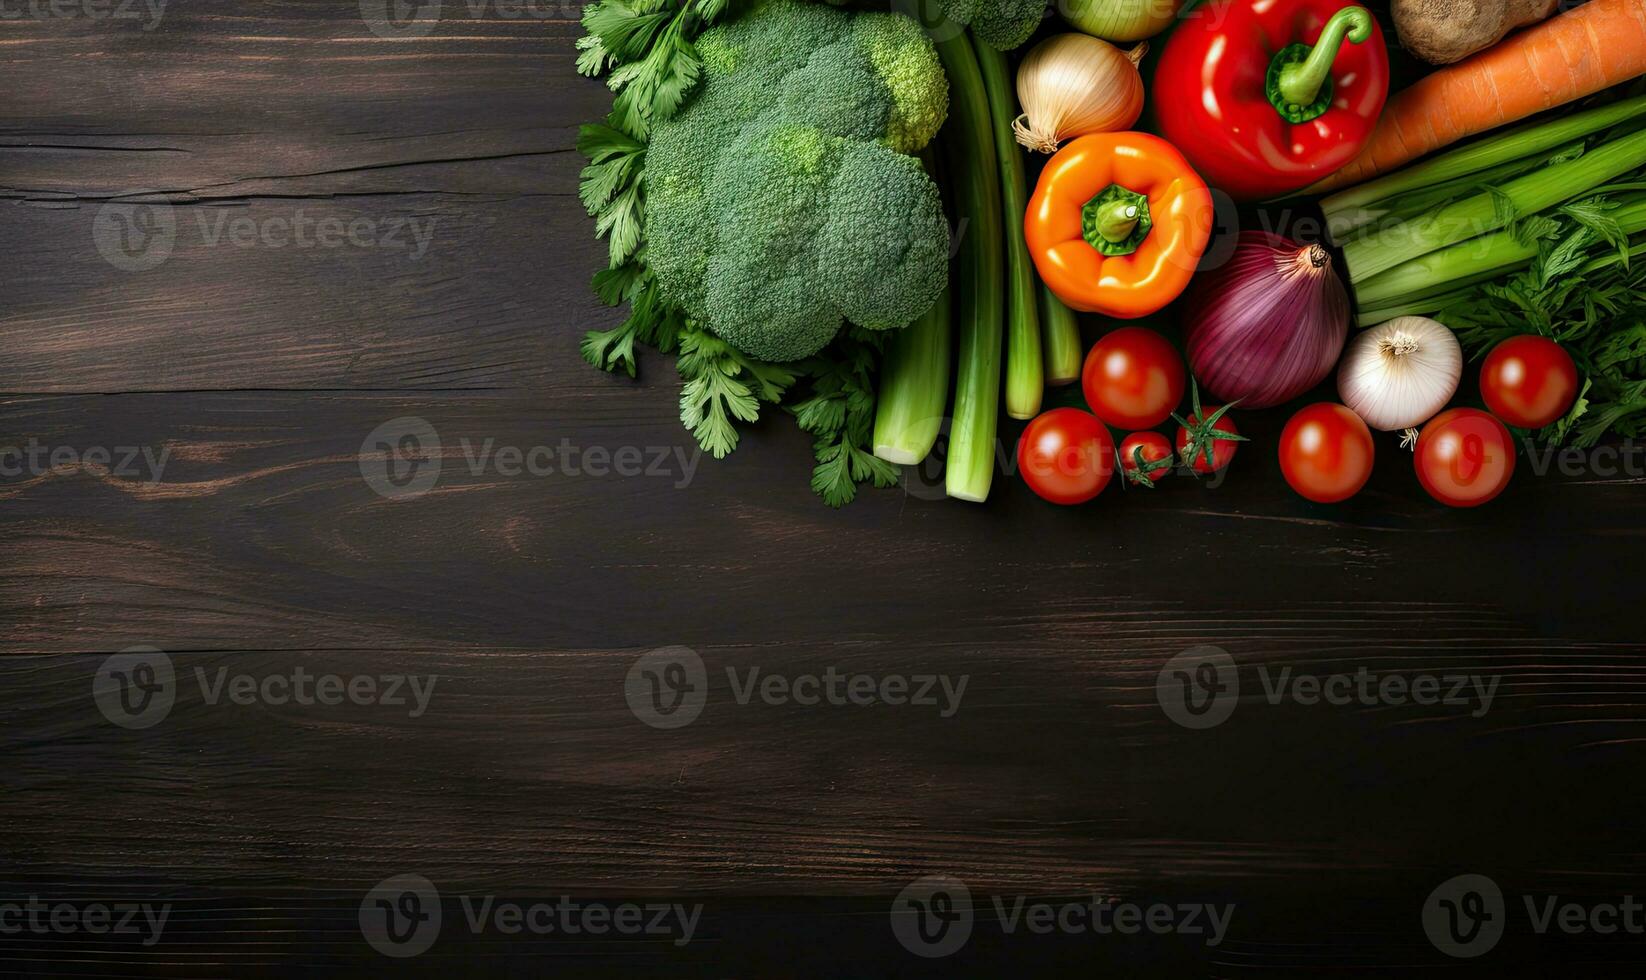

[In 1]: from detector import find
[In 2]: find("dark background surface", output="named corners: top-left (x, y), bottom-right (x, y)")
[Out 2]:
top-left (3, 0), bottom-right (1644, 976)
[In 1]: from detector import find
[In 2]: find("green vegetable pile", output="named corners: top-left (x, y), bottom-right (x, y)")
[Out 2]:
top-left (577, 0), bottom-right (955, 504)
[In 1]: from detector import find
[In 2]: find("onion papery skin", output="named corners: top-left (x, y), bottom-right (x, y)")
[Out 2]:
top-left (1337, 316), bottom-right (1462, 431)
top-left (1183, 232), bottom-right (1351, 409)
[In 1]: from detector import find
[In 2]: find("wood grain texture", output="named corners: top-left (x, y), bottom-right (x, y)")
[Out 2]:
top-left (1, 0), bottom-right (602, 392)
top-left (3, 1), bottom-right (1645, 976)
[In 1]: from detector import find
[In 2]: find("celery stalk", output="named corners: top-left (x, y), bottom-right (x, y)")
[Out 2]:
top-left (873, 152), bottom-right (955, 465)
top-left (1343, 127), bottom-right (1646, 283)
top-left (1353, 236), bottom-right (1542, 309)
top-left (1040, 283), bottom-right (1082, 385)
top-left (1353, 195), bottom-right (1646, 310)
top-left (1329, 150), bottom-right (1563, 243)
top-left (975, 41), bottom-right (1041, 420)
top-left (873, 283), bottom-right (952, 464)
top-left (1357, 238), bottom-right (1646, 326)
top-left (935, 29), bottom-right (1004, 503)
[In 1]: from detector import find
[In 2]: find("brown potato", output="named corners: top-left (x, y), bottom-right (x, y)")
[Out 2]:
top-left (1392, 0), bottom-right (1560, 65)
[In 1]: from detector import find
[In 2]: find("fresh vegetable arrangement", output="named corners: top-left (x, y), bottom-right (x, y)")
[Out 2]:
top-left (575, 0), bottom-right (1646, 510)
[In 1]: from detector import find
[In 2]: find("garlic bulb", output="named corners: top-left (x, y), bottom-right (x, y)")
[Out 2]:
top-left (1012, 34), bottom-right (1146, 154)
top-left (1337, 317), bottom-right (1463, 431)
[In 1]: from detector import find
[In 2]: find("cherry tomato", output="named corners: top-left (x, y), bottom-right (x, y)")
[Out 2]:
top-left (1479, 335), bottom-right (1579, 429)
top-left (1279, 403), bottom-right (1375, 503)
top-left (1414, 408), bottom-right (1516, 508)
top-left (1081, 327), bottom-right (1186, 429)
top-left (1016, 408), bottom-right (1115, 505)
top-left (1119, 431), bottom-right (1174, 488)
top-left (1174, 404), bottom-right (1243, 475)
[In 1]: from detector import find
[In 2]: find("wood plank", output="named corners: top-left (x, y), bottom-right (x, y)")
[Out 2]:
top-left (4, 392), bottom-right (1644, 916)
top-left (1, 0), bottom-right (608, 392)
top-left (3, 390), bottom-right (1644, 654)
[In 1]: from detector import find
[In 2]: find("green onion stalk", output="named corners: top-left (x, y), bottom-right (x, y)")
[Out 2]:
top-left (974, 40), bottom-right (1042, 420)
top-left (935, 28), bottom-right (1004, 503)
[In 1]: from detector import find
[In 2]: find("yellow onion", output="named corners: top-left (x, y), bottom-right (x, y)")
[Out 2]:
top-left (1061, 0), bottom-right (1187, 42)
top-left (1012, 34), bottom-right (1146, 154)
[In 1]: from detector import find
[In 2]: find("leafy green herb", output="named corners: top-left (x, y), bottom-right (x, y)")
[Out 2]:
top-left (676, 326), bottom-right (797, 459)
top-left (577, 0), bottom-right (735, 363)
top-left (582, 260), bottom-right (683, 378)
top-left (579, 0), bottom-right (735, 139)
top-left (790, 330), bottom-right (901, 507)
top-left (577, 122), bottom-right (646, 268)
top-left (1559, 196), bottom-right (1629, 265)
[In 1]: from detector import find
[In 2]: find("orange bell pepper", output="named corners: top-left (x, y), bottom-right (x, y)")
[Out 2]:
top-left (1025, 132), bottom-right (1215, 318)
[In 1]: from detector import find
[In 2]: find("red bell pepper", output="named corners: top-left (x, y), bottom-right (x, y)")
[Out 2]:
top-left (1154, 1), bottom-right (1389, 202)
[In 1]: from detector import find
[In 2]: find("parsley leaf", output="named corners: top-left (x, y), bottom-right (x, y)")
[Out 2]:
top-left (790, 330), bottom-right (900, 507)
top-left (676, 326), bottom-right (796, 458)
top-left (582, 260), bottom-right (683, 378)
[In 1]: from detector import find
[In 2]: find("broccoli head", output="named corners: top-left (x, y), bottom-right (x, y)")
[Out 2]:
top-left (645, 0), bottom-right (950, 363)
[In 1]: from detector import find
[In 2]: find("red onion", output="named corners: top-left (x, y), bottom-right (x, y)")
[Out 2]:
top-left (1183, 232), bottom-right (1350, 409)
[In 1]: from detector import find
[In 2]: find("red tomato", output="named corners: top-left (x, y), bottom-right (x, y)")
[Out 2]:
top-left (1414, 408), bottom-right (1516, 508)
top-left (1279, 403), bottom-right (1375, 503)
top-left (1081, 327), bottom-right (1186, 429)
top-left (1016, 408), bottom-right (1115, 505)
top-left (1479, 335), bottom-right (1579, 429)
top-left (1119, 431), bottom-right (1174, 487)
top-left (1175, 405), bottom-right (1242, 474)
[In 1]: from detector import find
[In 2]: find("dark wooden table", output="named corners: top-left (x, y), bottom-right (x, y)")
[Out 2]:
top-left (3, 1), bottom-right (1644, 976)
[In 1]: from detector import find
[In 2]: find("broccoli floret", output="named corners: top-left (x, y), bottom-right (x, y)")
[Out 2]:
top-left (645, 0), bottom-right (949, 363)
top-left (934, 0), bottom-right (1046, 51)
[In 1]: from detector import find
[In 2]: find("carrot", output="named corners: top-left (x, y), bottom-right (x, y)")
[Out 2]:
top-left (1308, 0), bottom-right (1646, 194)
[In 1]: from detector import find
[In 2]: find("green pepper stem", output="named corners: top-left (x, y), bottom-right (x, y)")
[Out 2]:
top-left (1276, 6), bottom-right (1373, 109)
top-left (1094, 200), bottom-right (1139, 243)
